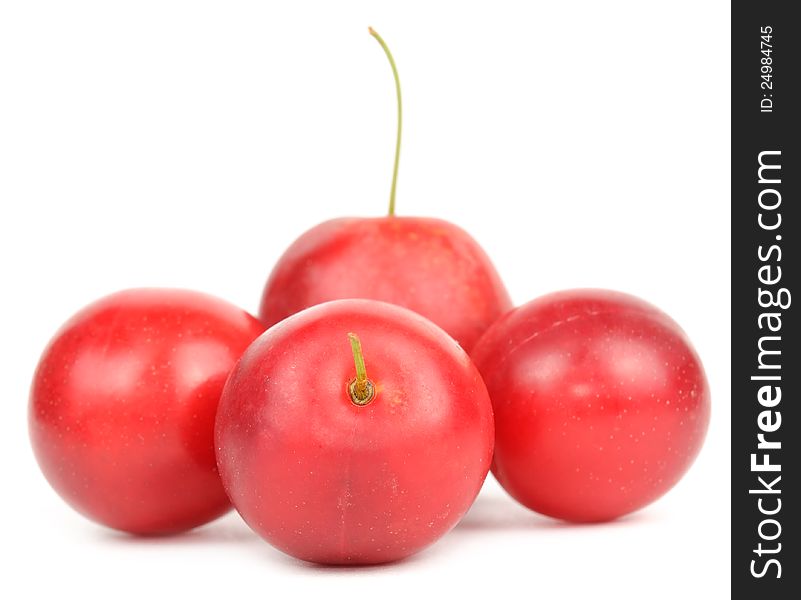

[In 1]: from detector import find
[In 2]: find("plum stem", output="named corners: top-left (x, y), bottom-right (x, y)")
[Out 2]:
top-left (369, 26), bottom-right (402, 217)
top-left (347, 333), bottom-right (375, 406)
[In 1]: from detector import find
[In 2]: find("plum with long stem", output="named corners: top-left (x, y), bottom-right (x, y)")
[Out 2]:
top-left (258, 28), bottom-right (511, 351)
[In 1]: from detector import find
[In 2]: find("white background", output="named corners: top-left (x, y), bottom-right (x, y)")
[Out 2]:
top-left (0, 1), bottom-right (730, 598)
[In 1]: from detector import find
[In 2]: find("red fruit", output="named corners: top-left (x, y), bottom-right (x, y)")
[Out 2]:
top-left (259, 216), bottom-right (511, 352)
top-left (215, 299), bottom-right (495, 564)
top-left (29, 289), bottom-right (264, 534)
top-left (259, 29), bottom-right (511, 351)
top-left (471, 289), bottom-right (710, 523)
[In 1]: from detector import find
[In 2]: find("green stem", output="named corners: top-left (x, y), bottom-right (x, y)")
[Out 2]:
top-left (347, 333), bottom-right (375, 406)
top-left (369, 26), bottom-right (402, 217)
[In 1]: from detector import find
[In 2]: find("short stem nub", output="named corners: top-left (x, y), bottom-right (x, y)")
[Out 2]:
top-left (347, 333), bottom-right (375, 406)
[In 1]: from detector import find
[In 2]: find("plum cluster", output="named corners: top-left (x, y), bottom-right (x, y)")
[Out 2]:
top-left (28, 28), bottom-right (710, 566)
